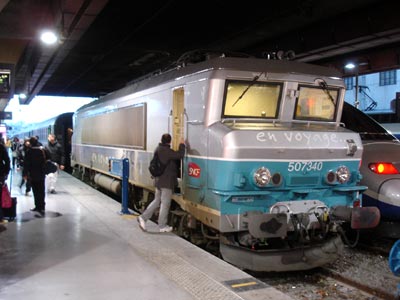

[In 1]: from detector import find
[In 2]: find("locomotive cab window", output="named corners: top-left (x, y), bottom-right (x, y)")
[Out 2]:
top-left (294, 86), bottom-right (338, 121)
top-left (222, 80), bottom-right (282, 118)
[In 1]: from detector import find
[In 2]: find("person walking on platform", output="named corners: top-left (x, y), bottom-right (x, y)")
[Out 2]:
top-left (24, 136), bottom-right (50, 214)
top-left (10, 137), bottom-right (20, 170)
top-left (18, 138), bottom-right (32, 196)
top-left (0, 137), bottom-right (11, 224)
top-left (45, 134), bottom-right (65, 194)
top-left (138, 133), bottom-right (185, 233)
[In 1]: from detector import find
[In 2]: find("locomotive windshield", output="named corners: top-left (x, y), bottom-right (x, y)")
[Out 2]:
top-left (223, 80), bottom-right (282, 118)
top-left (294, 86), bottom-right (338, 121)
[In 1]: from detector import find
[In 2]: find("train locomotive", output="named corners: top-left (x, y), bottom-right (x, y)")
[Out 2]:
top-left (71, 55), bottom-right (380, 272)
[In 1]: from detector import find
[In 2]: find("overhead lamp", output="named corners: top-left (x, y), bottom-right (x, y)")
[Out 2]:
top-left (19, 93), bottom-right (27, 99)
top-left (344, 62), bottom-right (360, 108)
top-left (40, 30), bottom-right (58, 45)
top-left (345, 63), bottom-right (356, 69)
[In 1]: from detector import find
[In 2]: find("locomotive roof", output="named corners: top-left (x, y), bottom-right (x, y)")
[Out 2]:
top-left (77, 57), bottom-right (342, 111)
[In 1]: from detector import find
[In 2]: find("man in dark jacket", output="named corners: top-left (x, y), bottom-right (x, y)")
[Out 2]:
top-left (0, 139), bottom-right (11, 223)
top-left (45, 134), bottom-right (65, 194)
top-left (24, 136), bottom-right (50, 214)
top-left (18, 138), bottom-right (32, 196)
top-left (138, 133), bottom-right (185, 232)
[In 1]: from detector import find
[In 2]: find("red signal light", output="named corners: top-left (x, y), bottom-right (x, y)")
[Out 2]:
top-left (368, 162), bottom-right (399, 175)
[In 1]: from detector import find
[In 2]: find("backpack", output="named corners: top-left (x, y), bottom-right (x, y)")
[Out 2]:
top-left (148, 151), bottom-right (166, 177)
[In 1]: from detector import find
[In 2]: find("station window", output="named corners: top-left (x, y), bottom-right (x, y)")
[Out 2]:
top-left (343, 77), bottom-right (354, 90)
top-left (379, 70), bottom-right (396, 86)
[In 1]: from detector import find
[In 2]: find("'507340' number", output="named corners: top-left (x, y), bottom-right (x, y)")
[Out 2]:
top-left (288, 161), bottom-right (323, 172)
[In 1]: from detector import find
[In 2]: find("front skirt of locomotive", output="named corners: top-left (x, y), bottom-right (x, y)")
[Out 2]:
top-left (217, 199), bottom-right (345, 272)
top-left (220, 235), bottom-right (343, 272)
top-left (216, 196), bottom-right (379, 272)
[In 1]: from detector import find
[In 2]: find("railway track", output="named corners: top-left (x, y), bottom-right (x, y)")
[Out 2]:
top-left (253, 244), bottom-right (398, 300)
top-left (321, 267), bottom-right (397, 300)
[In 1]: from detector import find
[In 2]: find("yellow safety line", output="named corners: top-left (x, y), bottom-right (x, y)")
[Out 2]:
top-left (231, 281), bottom-right (258, 288)
top-left (121, 215), bottom-right (137, 219)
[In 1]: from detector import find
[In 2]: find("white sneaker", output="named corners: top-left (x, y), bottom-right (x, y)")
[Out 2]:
top-left (137, 216), bottom-right (146, 231)
top-left (159, 225), bottom-right (173, 233)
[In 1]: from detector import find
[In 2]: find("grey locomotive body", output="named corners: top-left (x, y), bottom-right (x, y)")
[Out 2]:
top-left (72, 57), bottom-right (379, 271)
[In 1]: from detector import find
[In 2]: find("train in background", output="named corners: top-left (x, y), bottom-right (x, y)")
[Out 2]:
top-left (70, 54), bottom-right (380, 272)
top-left (14, 112), bottom-right (74, 173)
top-left (382, 123), bottom-right (400, 140)
top-left (341, 103), bottom-right (400, 238)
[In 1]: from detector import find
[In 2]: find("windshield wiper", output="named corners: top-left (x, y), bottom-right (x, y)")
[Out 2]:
top-left (232, 71), bottom-right (264, 107)
top-left (315, 78), bottom-right (336, 105)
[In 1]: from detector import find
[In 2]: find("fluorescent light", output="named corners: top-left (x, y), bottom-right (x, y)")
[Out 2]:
top-left (40, 31), bottom-right (58, 45)
top-left (19, 93), bottom-right (27, 99)
top-left (345, 63), bottom-right (356, 69)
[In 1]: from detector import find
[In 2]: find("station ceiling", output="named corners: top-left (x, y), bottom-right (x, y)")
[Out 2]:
top-left (0, 0), bottom-right (400, 110)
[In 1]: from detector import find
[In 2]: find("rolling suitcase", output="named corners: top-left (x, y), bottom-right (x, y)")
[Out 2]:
top-left (3, 197), bottom-right (17, 221)
top-left (2, 172), bottom-right (17, 221)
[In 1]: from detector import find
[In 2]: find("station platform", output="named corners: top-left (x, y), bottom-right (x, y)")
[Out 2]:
top-left (0, 170), bottom-right (293, 300)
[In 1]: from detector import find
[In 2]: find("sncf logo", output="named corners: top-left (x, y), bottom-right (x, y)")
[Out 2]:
top-left (188, 162), bottom-right (201, 178)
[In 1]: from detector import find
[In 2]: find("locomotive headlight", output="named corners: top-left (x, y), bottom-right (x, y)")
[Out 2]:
top-left (253, 167), bottom-right (271, 187)
top-left (336, 166), bottom-right (351, 183)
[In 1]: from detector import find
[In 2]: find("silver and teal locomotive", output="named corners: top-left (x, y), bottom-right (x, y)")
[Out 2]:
top-left (71, 55), bottom-right (380, 271)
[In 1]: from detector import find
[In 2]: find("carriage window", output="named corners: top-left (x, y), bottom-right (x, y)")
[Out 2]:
top-left (294, 86), bottom-right (338, 121)
top-left (223, 81), bottom-right (281, 118)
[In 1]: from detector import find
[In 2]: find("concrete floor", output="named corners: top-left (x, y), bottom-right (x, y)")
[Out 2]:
top-left (0, 170), bottom-right (293, 300)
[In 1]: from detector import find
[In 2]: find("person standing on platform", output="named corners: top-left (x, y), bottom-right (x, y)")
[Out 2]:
top-left (10, 137), bottom-right (20, 170)
top-left (18, 138), bottom-right (32, 196)
top-left (35, 136), bottom-right (42, 146)
top-left (0, 138), bottom-right (11, 223)
top-left (45, 134), bottom-right (65, 194)
top-left (138, 133), bottom-right (185, 233)
top-left (24, 136), bottom-right (49, 214)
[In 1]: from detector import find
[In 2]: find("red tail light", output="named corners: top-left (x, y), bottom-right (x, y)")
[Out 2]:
top-left (368, 162), bottom-right (399, 175)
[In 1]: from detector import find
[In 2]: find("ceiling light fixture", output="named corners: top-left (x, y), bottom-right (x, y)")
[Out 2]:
top-left (345, 63), bottom-right (356, 69)
top-left (40, 30), bottom-right (58, 45)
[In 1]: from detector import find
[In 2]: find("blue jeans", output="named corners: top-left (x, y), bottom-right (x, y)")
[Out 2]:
top-left (141, 188), bottom-right (172, 228)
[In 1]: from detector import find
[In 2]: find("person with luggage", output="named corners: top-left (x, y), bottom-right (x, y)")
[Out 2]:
top-left (0, 135), bottom-right (11, 224)
top-left (45, 134), bottom-right (65, 194)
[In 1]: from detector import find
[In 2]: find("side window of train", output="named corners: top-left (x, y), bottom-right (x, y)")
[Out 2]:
top-left (222, 80), bottom-right (282, 119)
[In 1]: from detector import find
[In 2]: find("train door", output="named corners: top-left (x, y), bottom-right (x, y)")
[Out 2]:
top-left (172, 87), bottom-right (185, 150)
top-left (172, 87), bottom-right (185, 191)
